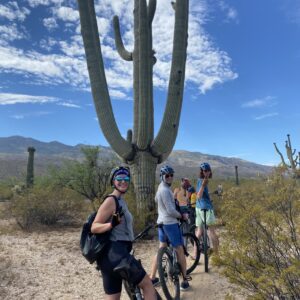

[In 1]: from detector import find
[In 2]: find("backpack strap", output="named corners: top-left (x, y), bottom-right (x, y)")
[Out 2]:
top-left (102, 194), bottom-right (120, 214)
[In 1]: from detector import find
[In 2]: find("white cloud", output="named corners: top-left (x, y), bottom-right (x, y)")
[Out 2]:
top-left (0, 24), bottom-right (27, 45)
top-left (11, 111), bottom-right (52, 119)
top-left (0, 0), bottom-right (237, 97)
top-left (0, 2), bottom-right (30, 22)
top-left (57, 102), bottom-right (81, 108)
top-left (254, 112), bottom-right (279, 120)
top-left (0, 93), bottom-right (58, 105)
top-left (55, 6), bottom-right (79, 22)
top-left (43, 17), bottom-right (58, 30)
top-left (39, 37), bottom-right (58, 51)
top-left (27, 0), bottom-right (63, 8)
top-left (218, 1), bottom-right (239, 23)
top-left (242, 96), bottom-right (277, 108)
top-left (11, 114), bottom-right (25, 119)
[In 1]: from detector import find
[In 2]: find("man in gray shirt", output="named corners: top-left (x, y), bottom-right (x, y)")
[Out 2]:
top-left (149, 165), bottom-right (190, 291)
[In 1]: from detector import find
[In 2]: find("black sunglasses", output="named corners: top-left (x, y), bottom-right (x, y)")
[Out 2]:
top-left (165, 174), bottom-right (174, 178)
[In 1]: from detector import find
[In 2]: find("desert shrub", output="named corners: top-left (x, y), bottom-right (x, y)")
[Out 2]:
top-left (214, 169), bottom-right (300, 299)
top-left (48, 146), bottom-right (118, 211)
top-left (0, 183), bottom-right (13, 200)
top-left (11, 185), bottom-right (87, 229)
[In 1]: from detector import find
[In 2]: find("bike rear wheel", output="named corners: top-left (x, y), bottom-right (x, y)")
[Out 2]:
top-left (157, 247), bottom-right (180, 300)
top-left (183, 232), bottom-right (200, 274)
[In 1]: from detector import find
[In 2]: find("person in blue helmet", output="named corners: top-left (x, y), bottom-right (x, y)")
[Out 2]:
top-left (91, 166), bottom-right (157, 300)
top-left (149, 165), bottom-right (191, 291)
top-left (195, 162), bottom-right (219, 254)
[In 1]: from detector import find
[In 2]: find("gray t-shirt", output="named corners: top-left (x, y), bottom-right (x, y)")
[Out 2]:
top-left (156, 182), bottom-right (182, 225)
top-left (110, 197), bottom-right (134, 242)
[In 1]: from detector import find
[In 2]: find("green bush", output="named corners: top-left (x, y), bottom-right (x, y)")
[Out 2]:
top-left (214, 169), bottom-right (300, 299)
top-left (11, 185), bottom-right (87, 229)
top-left (0, 183), bottom-right (13, 201)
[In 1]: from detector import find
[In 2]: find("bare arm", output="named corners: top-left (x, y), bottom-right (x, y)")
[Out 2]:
top-left (197, 178), bottom-right (208, 199)
top-left (91, 197), bottom-right (116, 234)
top-left (173, 187), bottom-right (179, 199)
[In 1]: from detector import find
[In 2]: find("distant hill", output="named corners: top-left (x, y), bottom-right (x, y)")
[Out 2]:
top-left (0, 136), bottom-right (273, 181)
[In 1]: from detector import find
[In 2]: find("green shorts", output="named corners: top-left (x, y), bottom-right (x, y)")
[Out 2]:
top-left (195, 208), bottom-right (216, 227)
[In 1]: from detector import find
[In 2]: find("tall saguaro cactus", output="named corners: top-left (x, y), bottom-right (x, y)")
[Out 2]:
top-left (26, 147), bottom-right (35, 188)
top-left (77, 0), bottom-right (189, 216)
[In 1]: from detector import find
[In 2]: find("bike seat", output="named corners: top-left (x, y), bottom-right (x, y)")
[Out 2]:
top-left (113, 257), bottom-right (131, 280)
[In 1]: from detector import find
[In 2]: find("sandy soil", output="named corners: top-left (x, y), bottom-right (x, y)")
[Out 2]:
top-left (0, 219), bottom-right (245, 300)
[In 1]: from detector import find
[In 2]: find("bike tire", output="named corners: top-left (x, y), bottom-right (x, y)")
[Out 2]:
top-left (203, 227), bottom-right (209, 272)
top-left (183, 232), bottom-right (200, 274)
top-left (123, 280), bottom-right (162, 300)
top-left (157, 247), bottom-right (180, 300)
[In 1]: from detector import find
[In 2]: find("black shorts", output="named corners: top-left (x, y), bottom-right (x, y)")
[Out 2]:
top-left (96, 241), bottom-right (146, 295)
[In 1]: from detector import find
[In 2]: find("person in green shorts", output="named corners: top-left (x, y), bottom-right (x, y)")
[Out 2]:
top-left (195, 162), bottom-right (219, 254)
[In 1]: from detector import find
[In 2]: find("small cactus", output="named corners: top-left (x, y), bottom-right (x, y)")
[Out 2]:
top-left (235, 165), bottom-right (239, 186)
top-left (26, 147), bottom-right (35, 188)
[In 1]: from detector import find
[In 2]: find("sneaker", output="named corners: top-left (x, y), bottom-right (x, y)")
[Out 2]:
top-left (151, 277), bottom-right (160, 286)
top-left (180, 280), bottom-right (190, 291)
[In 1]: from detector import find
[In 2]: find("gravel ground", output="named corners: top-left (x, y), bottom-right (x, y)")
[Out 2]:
top-left (0, 219), bottom-right (245, 300)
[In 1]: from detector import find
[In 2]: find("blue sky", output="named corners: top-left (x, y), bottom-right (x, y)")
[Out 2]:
top-left (0, 0), bottom-right (300, 166)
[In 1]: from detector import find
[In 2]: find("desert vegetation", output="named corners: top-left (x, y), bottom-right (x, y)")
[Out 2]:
top-left (1, 145), bottom-right (300, 299)
top-left (215, 168), bottom-right (300, 299)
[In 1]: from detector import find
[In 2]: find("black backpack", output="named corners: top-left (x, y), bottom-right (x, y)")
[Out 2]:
top-left (80, 195), bottom-right (120, 264)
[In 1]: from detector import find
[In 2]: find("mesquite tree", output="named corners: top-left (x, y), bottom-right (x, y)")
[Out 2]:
top-left (77, 0), bottom-right (189, 217)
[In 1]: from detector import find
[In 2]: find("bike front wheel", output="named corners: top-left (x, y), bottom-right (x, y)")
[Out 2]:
top-left (157, 247), bottom-right (180, 300)
top-left (183, 232), bottom-right (200, 274)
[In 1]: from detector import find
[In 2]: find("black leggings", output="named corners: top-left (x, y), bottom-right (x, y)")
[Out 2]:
top-left (97, 241), bottom-right (146, 295)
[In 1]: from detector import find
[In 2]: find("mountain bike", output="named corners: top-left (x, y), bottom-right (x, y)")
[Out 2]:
top-left (180, 219), bottom-right (200, 274)
top-left (189, 209), bottom-right (211, 273)
top-left (156, 223), bottom-right (195, 300)
top-left (113, 225), bottom-right (162, 300)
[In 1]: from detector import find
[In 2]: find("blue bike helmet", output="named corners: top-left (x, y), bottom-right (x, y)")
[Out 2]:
top-left (200, 162), bottom-right (211, 171)
top-left (160, 165), bottom-right (174, 180)
top-left (110, 166), bottom-right (130, 187)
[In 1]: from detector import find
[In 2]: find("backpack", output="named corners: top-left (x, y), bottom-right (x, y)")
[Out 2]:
top-left (80, 195), bottom-right (120, 264)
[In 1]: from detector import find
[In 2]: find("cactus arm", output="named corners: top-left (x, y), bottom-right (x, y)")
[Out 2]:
top-left (112, 16), bottom-right (133, 61)
top-left (286, 134), bottom-right (296, 169)
top-left (148, 0), bottom-right (156, 139)
top-left (127, 129), bottom-right (133, 143)
top-left (137, 0), bottom-right (151, 149)
top-left (151, 0), bottom-right (189, 159)
top-left (77, 0), bottom-right (133, 160)
top-left (147, 0), bottom-right (156, 25)
top-left (274, 142), bottom-right (288, 167)
top-left (132, 0), bottom-right (140, 144)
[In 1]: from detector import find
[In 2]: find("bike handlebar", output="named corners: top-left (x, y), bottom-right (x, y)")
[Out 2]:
top-left (133, 224), bottom-right (155, 242)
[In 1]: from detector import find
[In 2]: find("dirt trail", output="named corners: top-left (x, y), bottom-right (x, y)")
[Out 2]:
top-left (0, 221), bottom-right (245, 300)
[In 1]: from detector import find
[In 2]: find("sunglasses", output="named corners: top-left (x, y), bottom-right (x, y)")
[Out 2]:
top-left (165, 174), bottom-right (174, 178)
top-left (114, 176), bottom-right (130, 182)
